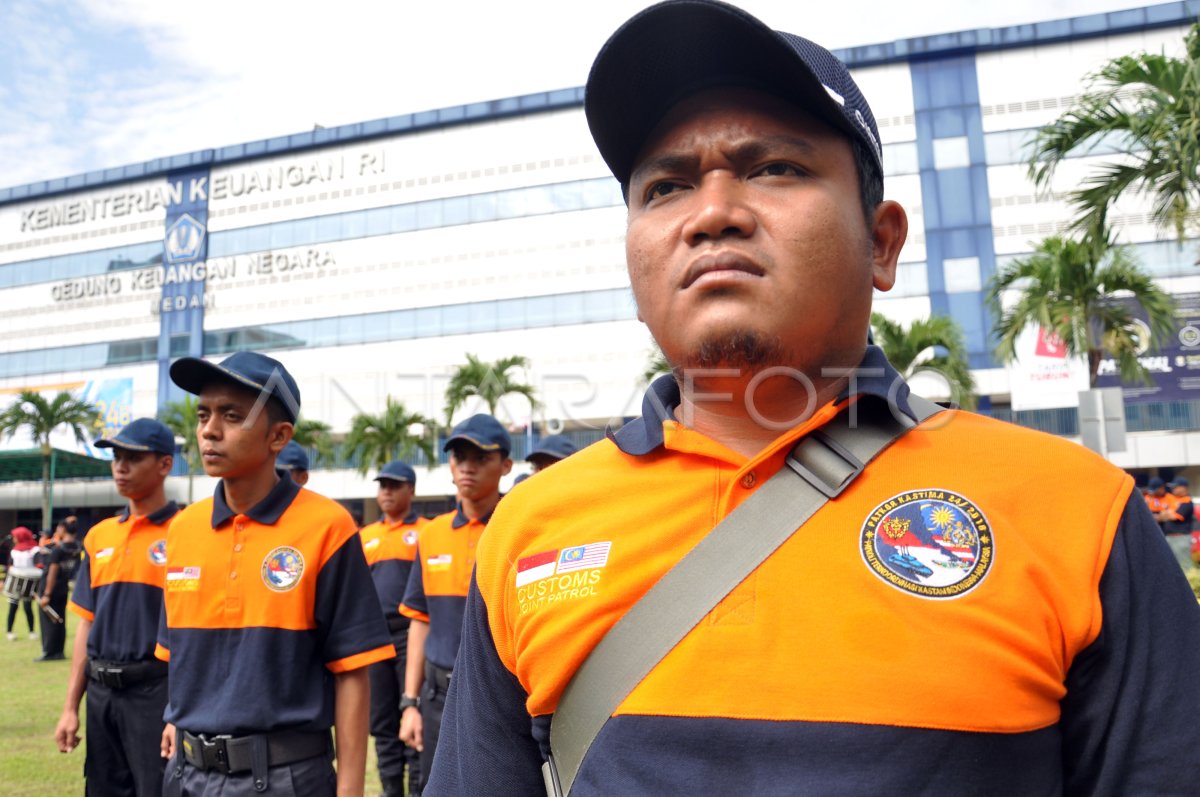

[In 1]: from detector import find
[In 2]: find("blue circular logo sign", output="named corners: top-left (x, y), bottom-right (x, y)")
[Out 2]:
top-left (861, 489), bottom-right (994, 599)
top-left (148, 539), bottom-right (167, 566)
top-left (261, 546), bottom-right (305, 592)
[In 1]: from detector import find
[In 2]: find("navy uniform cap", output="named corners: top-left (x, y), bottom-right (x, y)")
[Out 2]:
top-left (277, 441), bottom-right (310, 471)
top-left (95, 418), bottom-right (176, 456)
top-left (375, 461), bottom-right (417, 484)
top-left (1148, 477), bottom-right (1165, 490)
top-left (443, 414), bottom-right (512, 455)
top-left (584, 0), bottom-right (883, 189)
top-left (1171, 477), bottom-right (1190, 489)
top-left (169, 351), bottom-right (301, 423)
top-left (527, 434), bottom-right (578, 463)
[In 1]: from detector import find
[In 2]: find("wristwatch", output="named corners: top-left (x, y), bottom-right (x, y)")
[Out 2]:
top-left (400, 694), bottom-right (421, 711)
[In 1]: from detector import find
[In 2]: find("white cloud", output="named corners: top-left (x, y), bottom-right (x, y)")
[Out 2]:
top-left (0, 0), bottom-right (1163, 189)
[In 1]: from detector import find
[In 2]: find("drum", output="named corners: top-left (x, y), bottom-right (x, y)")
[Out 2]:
top-left (3, 568), bottom-right (40, 601)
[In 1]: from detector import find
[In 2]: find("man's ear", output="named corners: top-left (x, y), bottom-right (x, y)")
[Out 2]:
top-left (157, 454), bottom-right (174, 478)
top-left (268, 422), bottom-right (294, 455)
top-left (870, 200), bottom-right (908, 293)
top-left (501, 458), bottom-right (513, 476)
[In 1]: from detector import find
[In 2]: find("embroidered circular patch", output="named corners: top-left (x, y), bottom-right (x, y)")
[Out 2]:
top-left (861, 489), bottom-right (994, 599)
top-left (261, 546), bottom-right (305, 592)
top-left (148, 539), bottom-right (167, 566)
top-left (403, 530), bottom-right (419, 546)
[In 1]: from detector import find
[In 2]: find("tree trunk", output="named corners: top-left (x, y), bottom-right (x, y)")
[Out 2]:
top-left (1088, 348), bottom-right (1102, 388)
top-left (41, 443), bottom-right (51, 532)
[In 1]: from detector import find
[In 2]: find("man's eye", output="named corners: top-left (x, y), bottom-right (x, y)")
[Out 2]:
top-left (754, 162), bottom-right (804, 177)
top-left (645, 181), bottom-right (682, 202)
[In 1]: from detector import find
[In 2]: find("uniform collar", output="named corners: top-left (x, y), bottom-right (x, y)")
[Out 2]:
top-left (383, 510), bottom-right (420, 527)
top-left (117, 501), bottom-right (180, 525)
top-left (210, 469), bottom-right (301, 528)
top-left (451, 500), bottom-right (497, 529)
top-left (608, 346), bottom-right (917, 457)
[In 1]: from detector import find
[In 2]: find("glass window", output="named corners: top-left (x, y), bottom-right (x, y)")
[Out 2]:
top-left (390, 203), bottom-right (417, 232)
top-left (441, 303), bottom-right (472, 335)
top-left (933, 136), bottom-right (971, 170)
top-left (525, 294), bottom-right (556, 326)
top-left (365, 206), bottom-right (391, 236)
top-left (417, 200), bottom-right (443, 230)
top-left (554, 292), bottom-right (585, 324)
top-left (468, 192), bottom-right (498, 224)
top-left (495, 297), bottom-right (526, 330)
top-left (338, 314), bottom-right (365, 344)
top-left (442, 196), bottom-right (470, 227)
top-left (415, 306), bottom-right (441, 337)
top-left (467, 301), bottom-right (499, 333)
top-left (390, 309), bottom-right (417, 340)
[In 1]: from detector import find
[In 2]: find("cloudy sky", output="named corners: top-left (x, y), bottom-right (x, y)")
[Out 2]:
top-left (0, 0), bottom-right (1154, 190)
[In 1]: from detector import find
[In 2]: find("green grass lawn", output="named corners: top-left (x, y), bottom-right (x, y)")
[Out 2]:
top-left (0, 603), bottom-right (386, 796)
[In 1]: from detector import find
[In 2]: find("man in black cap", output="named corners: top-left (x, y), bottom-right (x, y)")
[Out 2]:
top-left (398, 414), bottom-right (510, 793)
top-left (56, 417), bottom-right (178, 796)
top-left (360, 460), bottom-right (425, 797)
top-left (277, 441), bottom-right (311, 487)
top-left (155, 351), bottom-right (393, 797)
top-left (428, 2), bottom-right (1200, 795)
top-left (525, 434), bottom-right (577, 474)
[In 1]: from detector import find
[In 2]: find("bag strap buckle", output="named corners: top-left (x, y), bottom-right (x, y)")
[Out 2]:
top-left (785, 429), bottom-right (865, 499)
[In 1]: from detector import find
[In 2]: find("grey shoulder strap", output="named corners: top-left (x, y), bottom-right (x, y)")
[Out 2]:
top-left (543, 395), bottom-right (944, 796)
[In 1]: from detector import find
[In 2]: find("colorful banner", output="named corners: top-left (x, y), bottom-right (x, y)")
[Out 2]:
top-left (1095, 293), bottom-right (1200, 403)
top-left (0, 378), bottom-right (133, 457)
top-left (1007, 325), bottom-right (1090, 411)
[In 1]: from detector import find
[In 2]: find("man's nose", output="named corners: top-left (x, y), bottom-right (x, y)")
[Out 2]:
top-left (681, 173), bottom-right (757, 245)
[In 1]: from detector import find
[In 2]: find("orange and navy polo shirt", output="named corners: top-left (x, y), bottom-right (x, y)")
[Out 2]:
top-left (428, 346), bottom-right (1200, 796)
top-left (399, 504), bottom-right (492, 671)
top-left (156, 473), bottom-right (394, 736)
top-left (69, 502), bottom-right (177, 663)
top-left (360, 511), bottom-right (425, 622)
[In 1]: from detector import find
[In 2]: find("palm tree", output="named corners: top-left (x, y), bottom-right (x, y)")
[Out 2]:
top-left (344, 397), bottom-right (436, 475)
top-left (870, 313), bottom-right (977, 409)
top-left (1028, 23), bottom-right (1200, 242)
top-left (0, 391), bottom-right (101, 530)
top-left (444, 354), bottom-right (537, 424)
top-left (160, 396), bottom-right (200, 503)
top-left (292, 417), bottom-right (335, 467)
top-left (987, 225), bottom-right (1175, 387)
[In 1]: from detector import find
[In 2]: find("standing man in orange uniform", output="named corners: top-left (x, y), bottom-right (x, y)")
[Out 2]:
top-left (398, 415), bottom-right (511, 791)
top-left (156, 351), bottom-right (393, 797)
top-left (57, 418), bottom-right (178, 796)
top-left (360, 461), bottom-right (426, 797)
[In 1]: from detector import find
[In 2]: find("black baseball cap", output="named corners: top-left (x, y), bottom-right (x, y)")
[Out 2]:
top-left (375, 461), bottom-right (417, 484)
top-left (527, 434), bottom-right (577, 463)
top-left (95, 418), bottom-right (176, 456)
top-left (277, 441), bottom-right (310, 471)
top-left (443, 414), bottom-right (512, 456)
top-left (585, 0), bottom-right (883, 189)
top-left (169, 351), bottom-right (301, 423)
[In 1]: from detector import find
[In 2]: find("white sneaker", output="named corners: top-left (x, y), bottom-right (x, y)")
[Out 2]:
top-left (5, 633), bottom-right (13, 641)
top-left (28, 632), bottom-right (37, 640)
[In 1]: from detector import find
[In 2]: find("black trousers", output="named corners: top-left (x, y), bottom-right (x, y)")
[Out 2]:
top-left (6, 597), bottom-right (34, 633)
top-left (419, 661), bottom-right (450, 793)
top-left (85, 674), bottom-right (168, 797)
top-left (367, 625), bottom-right (420, 796)
top-left (40, 590), bottom-right (68, 656)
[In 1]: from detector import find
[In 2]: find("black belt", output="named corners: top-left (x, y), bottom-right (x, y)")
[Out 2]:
top-left (386, 614), bottom-right (409, 634)
top-left (87, 659), bottom-right (168, 689)
top-left (425, 660), bottom-right (452, 695)
top-left (179, 728), bottom-right (330, 778)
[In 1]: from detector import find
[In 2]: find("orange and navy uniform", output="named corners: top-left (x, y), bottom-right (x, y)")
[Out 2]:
top-left (1161, 491), bottom-right (1195, 535)
top-left (155, 474), bottom-right (394, 735)
top-left (70, 502), bottom-right (178, 662)
top-left (360, 511), bottom-right (425, 622)
top-left (430, 346), bottom-right (1200, 795)
top-left (1144, 491), bottom-right (1169, 516)
top-left (399, 506), bottom-right (490, 670)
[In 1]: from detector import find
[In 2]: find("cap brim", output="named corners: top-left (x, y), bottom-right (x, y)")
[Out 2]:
top-left (94, 438), bottom-right (159, 453)
top-left (585, 0), bottom-right (850, 186)
top-left (170, 357), bottom-right (266, 396)
top-left (373, 475), bottom-right (413, 482)
top-left (442, 433), bottom-right (503, 453)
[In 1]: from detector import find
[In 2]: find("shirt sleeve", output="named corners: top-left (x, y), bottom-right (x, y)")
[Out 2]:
top-left (315, 529), bottom-right (394, 673)
top-left (399, 543), bottom-right (430, 623)
top-left (68, 551), bottom-right (94, 621)
top-left (154, 601), bottom-right (170, 662)
top-left (1060, 491), bottom-right (1200, 795)
top-left (426, 574), bottom-right (545, 794)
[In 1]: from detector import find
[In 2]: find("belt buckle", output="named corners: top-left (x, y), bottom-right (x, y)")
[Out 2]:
top-left (98, 664), bottom-right (124, 690)
top-left (200, 735), bottom-right (232, 775)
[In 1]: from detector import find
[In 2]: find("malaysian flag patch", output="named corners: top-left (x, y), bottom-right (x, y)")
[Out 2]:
top-left (556, 542), bottom-right (612, 574)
